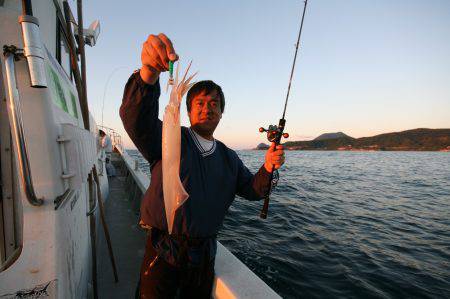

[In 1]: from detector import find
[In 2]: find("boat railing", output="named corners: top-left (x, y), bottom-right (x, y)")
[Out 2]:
top-left (2, 49), bottom-right (44, 206)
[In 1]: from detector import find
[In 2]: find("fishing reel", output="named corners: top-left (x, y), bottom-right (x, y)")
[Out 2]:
top-left (258, 120), bottom-right (289, 188)
top-left (259, 123), bottom-right (289, 143)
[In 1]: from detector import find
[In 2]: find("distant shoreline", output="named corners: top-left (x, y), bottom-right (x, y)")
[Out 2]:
top-left (254, 128), bottom-right (450, 152)
top-left (251, 148), bottom-right (450, 152)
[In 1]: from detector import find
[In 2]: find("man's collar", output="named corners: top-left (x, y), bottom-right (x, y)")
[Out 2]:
top-left (188, 127), bottom-right (216, 157)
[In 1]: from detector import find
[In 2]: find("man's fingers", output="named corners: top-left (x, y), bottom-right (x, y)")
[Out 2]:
top-left (142, 43), bottom-right (165, 72)
top-left (141, 33), bottom-right (179, 73)
top-left (149, 38), bottom-right (169, 70)
top-left (169, 53), bottom-right (179, 61)
top-left (269, 153), bottom-right (285, 165)
top-left (271, 156), bottom-right (285, 164)
top-left (272, 153), bottom-right (285, 159)
top-left (265, 143), bottom-right (285, 170)
top-left (158, 33), bottom-right (178, 61)
top-left (268, 142), bottom-right (276, 152)
top-left (268, 143), bottom-right (283, 153)
top-left (142, 41), bottom-right (165, 69)
top-left (271, 149), bottom-right (285, 156)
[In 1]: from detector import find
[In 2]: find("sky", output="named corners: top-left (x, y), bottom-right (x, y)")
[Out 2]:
top-left (79, 0), bottom-right (450, 149)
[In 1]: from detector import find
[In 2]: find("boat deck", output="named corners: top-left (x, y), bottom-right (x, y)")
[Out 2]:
top-left (97, 172), bottom-right (146, 298)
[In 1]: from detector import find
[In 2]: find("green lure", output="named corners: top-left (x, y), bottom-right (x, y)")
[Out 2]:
top-left (168, 60), bottom-right (174, 84)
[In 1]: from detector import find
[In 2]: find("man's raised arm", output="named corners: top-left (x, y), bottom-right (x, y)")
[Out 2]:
top-left (119, 33), bottom-right (178, 164)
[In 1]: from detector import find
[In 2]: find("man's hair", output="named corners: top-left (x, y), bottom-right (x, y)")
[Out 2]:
top-left (186, 80), bottom-right (225, 113)
top-left (99, 129), bottom-right (105, 136)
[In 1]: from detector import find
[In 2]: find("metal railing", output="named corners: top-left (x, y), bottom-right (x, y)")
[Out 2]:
top-left (3, 50), bottom-right (43, 206)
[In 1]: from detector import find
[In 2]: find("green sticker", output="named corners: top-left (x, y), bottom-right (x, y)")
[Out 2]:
top-left (46, 63), bottom-right (79, 119)
top-left (70, 92), bottom-right (79, 119)
top-left (46, 64), bottom-right (68, 113)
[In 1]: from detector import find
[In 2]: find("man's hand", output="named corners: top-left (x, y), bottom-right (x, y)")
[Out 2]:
top-left (264, 143), bottom-right (285, 172)
top-left (140, 33), bottom-right (179, 85)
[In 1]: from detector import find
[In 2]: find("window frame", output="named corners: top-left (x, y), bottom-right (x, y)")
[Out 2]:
top-left (55, 18), bottom-right (73, 82)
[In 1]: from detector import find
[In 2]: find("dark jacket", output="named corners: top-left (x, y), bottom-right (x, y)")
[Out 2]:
top-left (120, 72), bottom-right (271, 266)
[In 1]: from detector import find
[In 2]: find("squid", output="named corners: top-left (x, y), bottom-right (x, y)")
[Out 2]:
top-left (162, 61), bottom-right (197, 234)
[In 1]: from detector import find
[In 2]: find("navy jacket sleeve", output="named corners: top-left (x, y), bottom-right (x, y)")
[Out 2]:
top-left (119, 71), bottom-right (162, 165)
top-left (236, 157), bottom-right (272, 201)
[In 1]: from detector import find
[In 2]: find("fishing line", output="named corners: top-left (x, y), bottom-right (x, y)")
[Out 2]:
top-left (282, 0), bottom-right (308, 120)
top-left (101, 66), bottom-right (129, 127)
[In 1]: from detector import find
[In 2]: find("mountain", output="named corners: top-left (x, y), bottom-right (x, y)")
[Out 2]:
top-left (280, 128), bottom-right (450, 151)
top-left (314, 132), bottom-right (352, 140)
top-left (254, 143), bottom-right (270, 150)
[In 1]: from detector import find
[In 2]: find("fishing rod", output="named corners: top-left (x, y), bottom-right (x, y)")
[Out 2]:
top-left (259, 0), bottom-right (308, 219)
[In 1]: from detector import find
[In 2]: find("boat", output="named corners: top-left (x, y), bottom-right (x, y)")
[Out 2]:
top-left (0, 1), bottom-right (280, 297)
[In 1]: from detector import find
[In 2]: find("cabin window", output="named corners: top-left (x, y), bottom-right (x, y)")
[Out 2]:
top-left (56, 25), bottom-right (72, 81)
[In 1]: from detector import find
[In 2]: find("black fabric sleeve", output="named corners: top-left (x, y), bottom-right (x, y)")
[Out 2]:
top-left (119, 71), bottom-right (162, 164)
top-left (236, 157), bottom-right (272, 201)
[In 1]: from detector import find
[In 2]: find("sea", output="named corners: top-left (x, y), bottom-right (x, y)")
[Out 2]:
top-left (127, 149), bottom-right (450, 299)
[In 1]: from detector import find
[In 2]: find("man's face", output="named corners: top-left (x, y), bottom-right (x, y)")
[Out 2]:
top-left (188, 89), bottom-right (222, 137)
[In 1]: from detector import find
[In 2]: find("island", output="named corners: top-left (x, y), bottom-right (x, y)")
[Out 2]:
top-left (255, 128), bottom-right (450, 151)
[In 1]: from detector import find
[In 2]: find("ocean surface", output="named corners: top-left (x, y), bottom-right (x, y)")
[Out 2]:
top-left (127, 150), bottom-right (450, 298)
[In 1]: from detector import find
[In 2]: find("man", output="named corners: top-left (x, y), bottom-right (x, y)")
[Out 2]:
top-left (99, 129), bottom-right (113, 154)
top-left (99, 130), bottom-right (116, 176)
top-left (120, 33), bottom-right (285, 299)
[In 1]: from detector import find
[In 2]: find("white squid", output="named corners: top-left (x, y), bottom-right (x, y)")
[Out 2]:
top-left (162, 61), bottom-right (197, 234)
